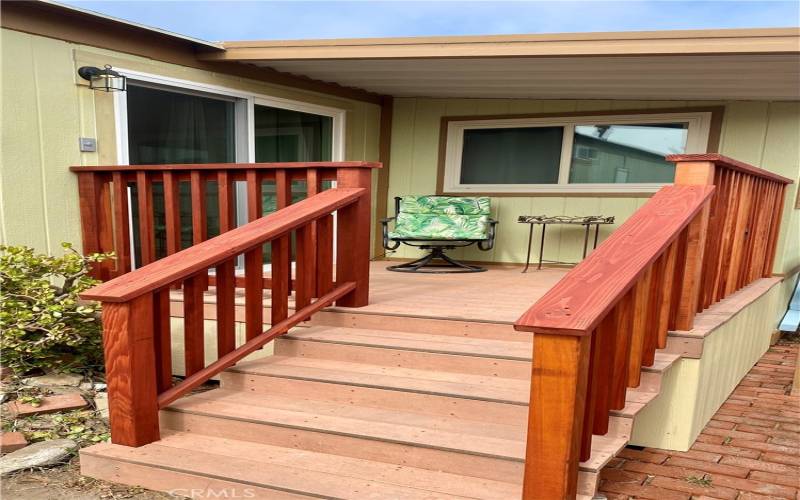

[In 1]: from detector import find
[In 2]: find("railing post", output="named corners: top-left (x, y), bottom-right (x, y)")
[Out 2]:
top-left (672, 160), bottom-right (714, 330)
top-left (101, 294), bottom-right (160, 447)
top-left (335, 167), bottom-right (372, 307)
top-left (77, 172), bottom-right (113, 280)
top-left (523, 333), bottom-right (591, 499)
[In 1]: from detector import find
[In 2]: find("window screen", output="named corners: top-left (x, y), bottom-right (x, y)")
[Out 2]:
top-left (460, 127), bottom-right (563, 184)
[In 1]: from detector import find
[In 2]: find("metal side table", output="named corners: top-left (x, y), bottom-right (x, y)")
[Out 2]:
top-left (517, 215), bottom-right (615, 272)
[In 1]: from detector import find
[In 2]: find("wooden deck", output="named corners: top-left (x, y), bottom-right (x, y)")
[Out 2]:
top-left (338, 262), bottom-right (570, 324)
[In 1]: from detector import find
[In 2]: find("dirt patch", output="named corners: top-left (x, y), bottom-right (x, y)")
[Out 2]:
top-left (1, 456), bottom-right (173, 499)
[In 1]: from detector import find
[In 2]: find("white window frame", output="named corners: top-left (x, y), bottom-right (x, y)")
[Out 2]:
top-left (442, 111), bottom-right (712, 194)
top-left (112, 68), bottom-right (347, 269)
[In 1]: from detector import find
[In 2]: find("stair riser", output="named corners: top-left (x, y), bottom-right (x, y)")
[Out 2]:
top-left (81, 452), bottom-right (314, 499)
top-left (219, 371), bottom-right (529, 424)
top-left (274, 338), bottom-right (531, 379)
top-left (311, 311), bottom-right (524, 342)
top-left (160, 410), bottom-right (525, 484)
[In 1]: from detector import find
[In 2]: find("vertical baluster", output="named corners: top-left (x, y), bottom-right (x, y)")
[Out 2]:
top-left (609, 290), bottom-right (634, 409)
top-left (271, 234), bottom-right (290, 332)
top-left (111, 172), bottom-right (132, 276)
top-left (738, 177), bottom-right (758, 289)
top-left (183, 274), bottom-right (205, 376)
top-left (335, 168), bottom-right (372, 307)
top-left (136, 171), bottom-right (156, 266)
top-left (295, 222), bottom-right (314, 313)
top-left (699, 168), bottom-right (725, 309)
top-left (217, 170), bottom-right (234, 233)
top-left (579, 331), bottom-right (600, 462)
top-left (764, 182), bottom-right (786, 277)
top-left (725, 174), bottom-right (753, 295)
top-left (306, 168), bottom-right (320, 297)
top-left (190, 171), bottom-right (208, 289)
top-left (628, 267), bottom-right (652, 386)
top-left (592, 310), bottom-right (618, 435)
top-left (245, 170), bottom-right (264, 342)
top-left (743, 178), bottom-right (764, 285)
top-left (216, 259), bottom-right (236, 357)
top-left (153, 288), bottom-right (172, 392)
top-left (275, 169), bottom-right (293, 294)
top-left (317, 214), bottom-right (334, 296)
top-left (163, 172), bottom-right (181, 256)
top-left (715, 170), bottom-right (741, 302)
top-left (668, 229), bottom-right (687, 331)
top-left (657, 241), bottom-right (678, 349)
top-left (674, 201), bottom-right (710, 331)
top-left (78, 173), bottom-right (115, 279)
top-left (642, 255), bottom-right (666, 366)
top-left (98, 178), bottom-right (115, 276)
top-left (750, 181), bottom-right (772, 282)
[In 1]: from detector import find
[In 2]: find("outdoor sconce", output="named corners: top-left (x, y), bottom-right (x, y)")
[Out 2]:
top-left (78, 65), bottom-right (127, 92)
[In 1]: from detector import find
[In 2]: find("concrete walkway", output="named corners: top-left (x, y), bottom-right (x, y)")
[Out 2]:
top-left (598, 340), bottom-right (799, 499)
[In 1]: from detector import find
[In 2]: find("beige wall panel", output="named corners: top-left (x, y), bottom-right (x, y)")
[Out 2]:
top-left (719, 101), bottom-right (769, 164)
top-left (1, 29), bottom-right (380, 257)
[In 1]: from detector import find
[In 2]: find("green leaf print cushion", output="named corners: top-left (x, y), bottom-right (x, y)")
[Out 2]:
top-left (390, 196), bottom-right (492, 240)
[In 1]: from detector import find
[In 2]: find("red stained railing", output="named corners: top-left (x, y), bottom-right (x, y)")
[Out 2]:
top-left (74, 162), bottom-right (378, 447)
top-left (514, 155), bottom-right (792, 499)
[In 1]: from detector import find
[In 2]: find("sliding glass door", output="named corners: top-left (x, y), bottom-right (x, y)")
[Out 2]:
top-left (254, 103), bottom-right (334, 261)
top-left (122, 82), bottom-right (338, 267)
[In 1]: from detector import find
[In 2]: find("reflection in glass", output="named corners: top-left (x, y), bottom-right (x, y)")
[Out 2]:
top-left (569, 123), bottom-right (688, 184)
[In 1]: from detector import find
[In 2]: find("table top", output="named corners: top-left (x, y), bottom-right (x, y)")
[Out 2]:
top-left (517, 215), bottom-right (615, 225)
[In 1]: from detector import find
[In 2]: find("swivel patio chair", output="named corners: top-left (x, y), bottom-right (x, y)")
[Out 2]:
top-left (381, 195), bottom-right (498, 273)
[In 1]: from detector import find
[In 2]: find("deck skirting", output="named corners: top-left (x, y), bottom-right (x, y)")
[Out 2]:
top-left (629, 277), bottom-right (784, 451)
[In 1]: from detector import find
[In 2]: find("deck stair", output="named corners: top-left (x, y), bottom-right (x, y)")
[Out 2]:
top-left (81, 313), bottom-right (679, 499)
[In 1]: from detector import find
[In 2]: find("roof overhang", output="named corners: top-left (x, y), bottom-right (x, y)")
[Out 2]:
top-left (200, 28), bottom-right (800, 100)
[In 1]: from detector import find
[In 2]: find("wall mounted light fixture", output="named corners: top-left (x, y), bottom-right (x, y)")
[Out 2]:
top-left (78, 65), bottom-right (127, 92)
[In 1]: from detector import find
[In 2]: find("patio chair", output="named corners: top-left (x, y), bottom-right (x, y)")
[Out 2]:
top-left (381, 195), bottom-right (498, 273)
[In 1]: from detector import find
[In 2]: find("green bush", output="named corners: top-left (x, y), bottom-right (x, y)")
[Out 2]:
top-left (0, 243), bottom-right (113, 375)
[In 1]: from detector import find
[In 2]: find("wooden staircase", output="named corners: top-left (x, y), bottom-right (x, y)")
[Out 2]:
top-left (81, 312), bottom-right (679, 499)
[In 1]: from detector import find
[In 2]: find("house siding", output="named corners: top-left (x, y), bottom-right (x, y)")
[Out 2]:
top-left (0, 28), bottom-right (382, 255)
top-left (387, 97), bottom-right (800, 276)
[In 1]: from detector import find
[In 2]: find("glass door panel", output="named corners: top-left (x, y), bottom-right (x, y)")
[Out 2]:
top-left (126, 84), bottom-right (236, 267)
top-left (254, 104), bottom-right (333, 261)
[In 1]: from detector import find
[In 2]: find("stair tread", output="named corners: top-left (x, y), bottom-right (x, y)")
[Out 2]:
top-left (166, 387), bottom-right (626, 472)
top-left (230, 355), bottom-right (662, 408)
top-left (82, 431), bottom-right (522, 499)
top-left (167, 388), bottom-right (526, 460)
top-left (174, 389), bottom-right (524, 441)
top-left (230, 355), bottom-right (532, 404)
top-left (283, 325), bottom-right (532, 360)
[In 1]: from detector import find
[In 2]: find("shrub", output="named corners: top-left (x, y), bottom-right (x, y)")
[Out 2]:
top-left (0, 243), bottom-right (113, 375)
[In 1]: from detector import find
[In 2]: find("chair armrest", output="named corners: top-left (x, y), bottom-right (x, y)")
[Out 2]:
top-left (478, 219), bottom-right (499, 251)
top-left (381, 217), bottom-right (401, 251)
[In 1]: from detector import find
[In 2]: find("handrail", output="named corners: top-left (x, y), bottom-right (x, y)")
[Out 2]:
top-left (666, 154), bottom-right (794, 185)
top-left (516, 185), bottom-right (715, 336)
top-left (514, 154), bottom-right (791, 499)
top-left (70, 161), bottom-right (381, 172)
top-left (82, 187), bottom-right (364, 303)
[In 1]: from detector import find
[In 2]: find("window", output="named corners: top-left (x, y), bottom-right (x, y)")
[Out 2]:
top-left (442, 112), bottom-right (712, 193)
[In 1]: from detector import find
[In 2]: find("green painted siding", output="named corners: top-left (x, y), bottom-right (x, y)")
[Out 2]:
top-left (0, 29), bottom-right (382, 255)
top-left (387, 98), bottom-right (800, 275)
